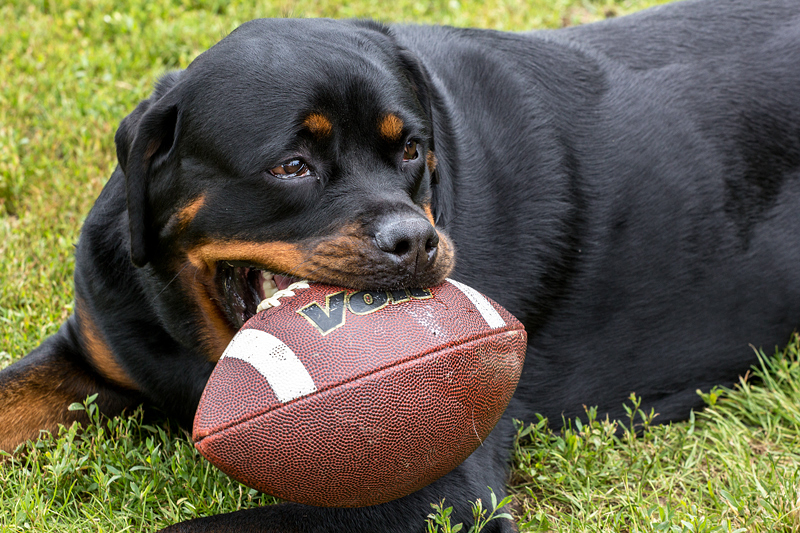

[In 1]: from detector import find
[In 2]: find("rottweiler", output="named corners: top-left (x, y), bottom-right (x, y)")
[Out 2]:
top-left (2, 0), bottom-right (800, 531)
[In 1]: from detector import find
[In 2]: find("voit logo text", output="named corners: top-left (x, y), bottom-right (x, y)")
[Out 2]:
top-left (297, 288), bottom-right (433, 335)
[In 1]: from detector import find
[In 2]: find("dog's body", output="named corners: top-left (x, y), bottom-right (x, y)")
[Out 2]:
top-left (2, 0), bottom-right (800, 531)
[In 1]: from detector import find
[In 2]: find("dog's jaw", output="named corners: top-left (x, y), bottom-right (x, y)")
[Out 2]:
top-left (176, 228), bottom-right (454, 361)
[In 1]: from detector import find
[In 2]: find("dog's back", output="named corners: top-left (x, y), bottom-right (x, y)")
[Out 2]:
top-left (381, 1), bottom-right (800, 431)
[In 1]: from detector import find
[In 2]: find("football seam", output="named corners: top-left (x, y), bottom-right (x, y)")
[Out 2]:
top-left (195, 325), bottom-right (525, 442)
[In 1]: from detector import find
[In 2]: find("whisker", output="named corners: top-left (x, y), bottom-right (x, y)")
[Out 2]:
top-left (152, 262), bottom-right (192, 304)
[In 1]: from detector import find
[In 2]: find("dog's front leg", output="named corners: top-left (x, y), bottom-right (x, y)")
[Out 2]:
top-left (0, 317), bottom-right (141, 452)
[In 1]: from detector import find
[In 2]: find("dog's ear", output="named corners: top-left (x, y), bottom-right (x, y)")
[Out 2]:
top-left (115, 72), bottom-right (182, 267)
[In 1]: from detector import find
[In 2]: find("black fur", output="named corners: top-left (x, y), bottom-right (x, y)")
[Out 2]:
top-left (1, 1), bottom-right (799, 531)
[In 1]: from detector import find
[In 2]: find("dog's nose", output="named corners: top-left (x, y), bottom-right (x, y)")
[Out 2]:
top-left (374, 215), bottom-right (439, 273)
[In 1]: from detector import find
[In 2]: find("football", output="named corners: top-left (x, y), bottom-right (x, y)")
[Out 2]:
top-left (193, 279), bottom-right (526, 507)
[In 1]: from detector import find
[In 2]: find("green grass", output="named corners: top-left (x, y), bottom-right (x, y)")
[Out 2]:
top-left (512, 339), bottom-right (800, 533)
top-left (4, 0), bottom-right (799, 532)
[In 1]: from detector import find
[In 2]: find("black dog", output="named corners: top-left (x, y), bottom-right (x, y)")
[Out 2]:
top-left (2, 0), bottom-right (799, 531)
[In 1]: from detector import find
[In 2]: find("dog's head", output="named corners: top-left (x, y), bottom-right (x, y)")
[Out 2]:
top-left (114, 19), bottom-right (454, 356)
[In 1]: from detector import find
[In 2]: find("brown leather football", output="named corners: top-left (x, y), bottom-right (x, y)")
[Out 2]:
top-left (193, 279), bottom-right (526, 507)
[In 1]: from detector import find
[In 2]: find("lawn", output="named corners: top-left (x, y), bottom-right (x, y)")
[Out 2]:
top-left (3, 0), bottom-right (800, 531)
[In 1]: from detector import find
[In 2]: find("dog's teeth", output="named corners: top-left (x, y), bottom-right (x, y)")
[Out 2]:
top-left (262, 275), bottom-right (278, 299)
top-left (263, 285), bottom-right (279, 299)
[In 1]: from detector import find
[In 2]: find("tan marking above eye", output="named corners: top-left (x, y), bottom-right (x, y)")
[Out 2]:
top-left (379, 113), bottom-right (404, 141)
top-left (303, 113), bottom-right (333, 137)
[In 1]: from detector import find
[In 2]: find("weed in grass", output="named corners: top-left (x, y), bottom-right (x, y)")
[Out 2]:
top-left (0, 394), bottom-right (278, 532)
top-left (426, 488), bottom-right (514, 533)
top-left (512, 334), bottom-right (800, 533)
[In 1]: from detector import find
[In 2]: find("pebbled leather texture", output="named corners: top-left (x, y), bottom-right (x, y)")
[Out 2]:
top-left (193, 280), bottom-right (526, 507)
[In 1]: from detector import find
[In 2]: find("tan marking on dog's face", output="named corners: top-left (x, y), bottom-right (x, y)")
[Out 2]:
top-left (422, 205), bottom-right (436, 227)
top-left (162, 194), bottom-right (207, 238)
top-left (379, 113), bottom-right (404, 142)
top-left (187, 241), bottom-right (307, 273)
top-left (426, 150), bottom-right (437, 174)
top-left (180, 266), bottom-right (237, 361)
top-left (304, 113), bottom-right (333, 137)
top-left (306, 224), bottom-right (369, 280)
top-left (177, 195), bottom-right (206, 230)
top-left (309, 222), bottom-right (455, 287)
top-left (180, 228), bottom-right (455, 361)
top-left (184, 240), bottom-right (309, 360)
top-left (436, 231), bottom-right (455, 275)
top-left (416, 210), bottom-right (456, 282)
top-left (76, 300), bottom-right (138, 390)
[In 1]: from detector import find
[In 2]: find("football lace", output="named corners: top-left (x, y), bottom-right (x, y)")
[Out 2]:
top-left (256, 280), bottom-right (311, 313)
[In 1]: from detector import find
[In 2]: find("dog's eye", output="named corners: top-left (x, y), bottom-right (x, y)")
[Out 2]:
top-left (403, 140), bottom-right (418, 162)
top-left (269, 159), bottom-right (311, 179)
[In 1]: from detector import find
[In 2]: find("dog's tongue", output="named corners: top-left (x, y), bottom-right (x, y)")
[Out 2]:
top-left (273, 274), bottom-right (296, 290)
